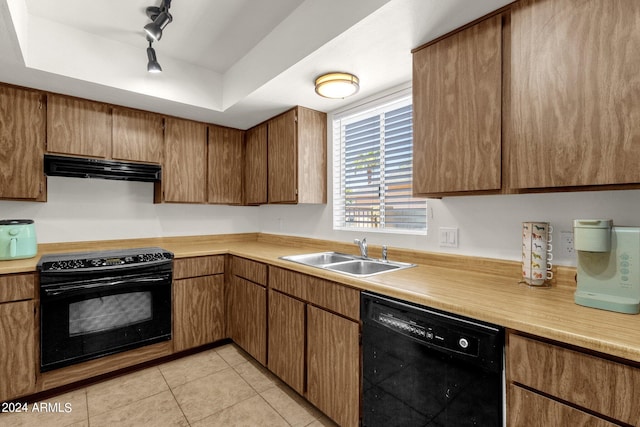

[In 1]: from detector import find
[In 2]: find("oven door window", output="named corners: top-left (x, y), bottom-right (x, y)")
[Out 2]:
top-left (69, 292), bottom-right (153, 336)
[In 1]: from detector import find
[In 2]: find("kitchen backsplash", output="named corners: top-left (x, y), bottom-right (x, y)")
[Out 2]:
top-left (3, 176), bottom-right (640, 267)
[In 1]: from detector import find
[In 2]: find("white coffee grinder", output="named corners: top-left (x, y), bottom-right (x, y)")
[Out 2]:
top-left (574, 219), bottom-right (640, 314)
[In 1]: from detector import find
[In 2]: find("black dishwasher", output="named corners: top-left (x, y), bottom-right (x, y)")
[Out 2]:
top-left (361, 292), bottom-right (504, 427)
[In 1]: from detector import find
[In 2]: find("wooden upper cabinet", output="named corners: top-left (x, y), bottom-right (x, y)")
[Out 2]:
top-left (47, 94), bottom-right (112, 158)
top-left (162, 117), bottom-right (207, 203)
top-left (245, 123), bottom-right (268, 205)
top-left (0, 85), bottom-right (45, 200)
top-left (208, 125), bottom-right (244, 204)
top-left (268, 109), bottom-right (297, 203)
top-left (268, 106), bottom-right (327, 204)
top-left (509, 0), bottom-right (640, 189)
top-left (412, 14), bottom-right (503, 195)
top-left (112, 108), bottom-right (164, 164)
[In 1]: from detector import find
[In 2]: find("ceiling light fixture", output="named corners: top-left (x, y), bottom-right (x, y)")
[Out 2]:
top-left (147, 40), bottom-right (162, 73)
top-left (144, 0), bottom-right (172, 42)
top-left (143, 0), bottom-right (172, 73)
top-left (314, 72), bottom-right (360, 99)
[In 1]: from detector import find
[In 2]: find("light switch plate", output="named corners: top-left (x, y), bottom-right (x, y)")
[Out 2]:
top-left (439, 227), bottom-right (459, 248)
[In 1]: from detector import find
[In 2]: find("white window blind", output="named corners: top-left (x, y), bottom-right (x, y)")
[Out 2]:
top-left (333, 91), bottom-right (427, 234)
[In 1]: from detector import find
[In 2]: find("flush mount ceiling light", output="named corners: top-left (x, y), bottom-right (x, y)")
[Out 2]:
top-left (314, 72), bottom-right (360, 99)
top-left (147, 41), bottom-right (162, 73)
top-left (144, 0), bottom-right (172, 42)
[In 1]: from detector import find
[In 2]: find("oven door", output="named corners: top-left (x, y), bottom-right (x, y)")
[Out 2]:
top-left (40, 270), bottom-right (171, 372)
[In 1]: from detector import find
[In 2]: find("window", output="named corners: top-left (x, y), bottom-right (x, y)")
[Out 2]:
top-left (333, 90), bottom-right (427, 234)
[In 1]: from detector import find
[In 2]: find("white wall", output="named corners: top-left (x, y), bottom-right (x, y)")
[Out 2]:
top-left (2, 172), bottom-right (639, 267)
top-left (257, 189), bottom-right (640, 267)
top-left (0, 177), bottom-right (260, 243)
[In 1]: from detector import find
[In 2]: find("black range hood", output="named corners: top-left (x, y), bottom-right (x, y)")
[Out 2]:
top-left (44, 154), bottom-right (161, 183)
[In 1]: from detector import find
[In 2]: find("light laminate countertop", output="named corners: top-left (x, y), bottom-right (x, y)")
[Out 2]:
top-left (2, 233), bottom-right (639, 364)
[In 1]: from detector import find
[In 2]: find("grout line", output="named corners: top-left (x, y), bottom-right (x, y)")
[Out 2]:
top-left (84, 389), bottom-right (90, 427)
top-left (158, 364), bottom-right (192, 426)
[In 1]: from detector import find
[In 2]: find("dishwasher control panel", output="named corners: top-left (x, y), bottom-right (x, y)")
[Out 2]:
top-left (374, 309), bottom-right (480, 357)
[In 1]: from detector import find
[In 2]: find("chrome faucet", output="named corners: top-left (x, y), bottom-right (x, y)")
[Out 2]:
top-left (354, 238), bottom-right (368, 258)
top-left (381, 245), bottom-right (388, 262)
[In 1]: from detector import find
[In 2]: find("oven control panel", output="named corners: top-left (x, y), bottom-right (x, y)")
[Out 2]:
top-left (39, 248), bottom-right (173, 272)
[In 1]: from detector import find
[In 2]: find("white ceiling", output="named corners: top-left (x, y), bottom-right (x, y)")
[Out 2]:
top-left (0, 0), bottom-right (514, 129)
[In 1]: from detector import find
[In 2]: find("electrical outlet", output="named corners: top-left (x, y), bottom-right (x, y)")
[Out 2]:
top-left (439, 227), bottom-right (459, 248)
top-left (559, 231), bottom-right (575, 256)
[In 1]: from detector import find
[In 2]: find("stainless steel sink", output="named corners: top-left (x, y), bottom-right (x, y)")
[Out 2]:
top-left (280, 251), bottom-right (415, 277)
top-left (281, 252), bottom-right (355, 266)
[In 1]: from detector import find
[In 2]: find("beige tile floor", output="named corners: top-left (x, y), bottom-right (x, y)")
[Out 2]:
top-left (0, 344), bottom-right (339, 427)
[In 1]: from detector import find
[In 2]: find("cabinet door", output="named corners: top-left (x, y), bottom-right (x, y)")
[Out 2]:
top-left (268, 290), bottom-right (305, 395)
top-left (297, 107), bottom-right (327, 204)
top-left (0, 301), bottom-right (35, 401)
top-left (509, 0), bottom-right (640, 189)
top-left (268, 109), bottom-right (297, 203)
top-left (307, 305), bottom-right (360, 427)
top-left (163, 117), bottom-right (207, 203)
top-left (228, 276), bottom-right (266, 365)
top-left (47, 94), bottom-right (111, 158)
top-left (412, 15), bottom-right (502, 195)
top-left (173, 275), bottom-right (224, 352)
top-left (208, 125), bottom-right (244, 204)
top-left (0, 86), bottom-right (45, 200)
top-left (112, 108), bottom-right (164, 164)
top-left (245, 123), bottom-right (268, 205)
top-left (508, 333), bottom-right (640, 424)
top-left (508, 385), bottom-right (617, 427)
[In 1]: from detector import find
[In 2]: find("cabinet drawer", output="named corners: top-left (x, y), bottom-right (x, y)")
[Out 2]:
top-left (508, 334), bottom-right (640, 424)
top-left (0, 274), bottom-right (35, 303)
top-left (231, 256), bottom-right (267, 286)
top-left (508, 384), bottom-right (617, 427)
top-left (173, 256), bottom-right (224, 279)
top-left (269, 267), bottom-right (359, 321)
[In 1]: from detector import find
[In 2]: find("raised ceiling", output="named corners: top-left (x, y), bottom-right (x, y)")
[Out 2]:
top-left (0, 0), bottom-right (513, 129)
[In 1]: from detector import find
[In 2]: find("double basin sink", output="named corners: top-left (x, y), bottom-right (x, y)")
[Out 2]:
top-left (280, 251), bottom-right (415, 277)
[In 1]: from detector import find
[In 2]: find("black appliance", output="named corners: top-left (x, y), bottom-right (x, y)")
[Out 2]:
top-left (361, 292), bottom-right (504, 426)
top-left (44, 154), bottom-right (162, 182)
top-left (38, 247), bottom-right (173, 372)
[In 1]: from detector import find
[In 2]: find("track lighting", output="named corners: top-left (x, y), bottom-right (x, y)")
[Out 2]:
top-left (144, 10), bottom-right (172, 41)
top-left (143, 0), bottom-right (171, 72)
top-left (147, 40), bottom-right (162, 73)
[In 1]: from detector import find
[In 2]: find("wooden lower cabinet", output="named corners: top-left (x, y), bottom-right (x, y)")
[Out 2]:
top-left (268, 290), bottom-right (305, 395)
top-left (267, 266), bottom-right (360, 427)
top-left (307, 305), bottom-right (360, 427)
top-left (173, 275), bottom-right (225, 352)
top-left (0, 300), bottom-right (35, 401)
top-left (508, 384), bottom-right (617, 427)
top-left (228, 276), bottom-right (266, 365)
top-left (507, 332), bottom-right (640, 425)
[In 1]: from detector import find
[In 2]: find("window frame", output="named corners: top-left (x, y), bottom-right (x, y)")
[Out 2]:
top-left (332, 87), bottom-right (427, 235)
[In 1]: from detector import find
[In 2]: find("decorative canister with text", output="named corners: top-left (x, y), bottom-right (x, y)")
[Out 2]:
top-left (522, 222), bottom-right (553, 286)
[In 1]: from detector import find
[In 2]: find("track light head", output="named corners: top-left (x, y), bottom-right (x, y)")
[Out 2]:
top-left (143, 1), bottom-right (171, 71)
top-left (144, 11), bottom-right (172, 41)
top-left (145, 6), bottom-right (161, 20)
top-left (146, 41), bottom-right (162, 73)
